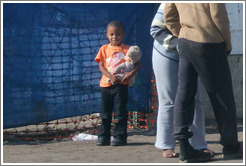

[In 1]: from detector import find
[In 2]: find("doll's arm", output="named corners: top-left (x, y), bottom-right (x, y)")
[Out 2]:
top-left (113, 63), bottom-right (125, 74)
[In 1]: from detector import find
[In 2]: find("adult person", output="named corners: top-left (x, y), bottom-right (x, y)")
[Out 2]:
top-left (164, 3), bottom-right (243, 162)
top-left (150, 3), bottom-right (214, 158)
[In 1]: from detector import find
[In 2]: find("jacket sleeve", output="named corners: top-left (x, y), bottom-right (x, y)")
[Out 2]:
top-left (209, 3), bottom-right (232, 52)
top-left (163, 3), bottom-right (181, 38)
top-left (150, 3), bottom-right (178, 52)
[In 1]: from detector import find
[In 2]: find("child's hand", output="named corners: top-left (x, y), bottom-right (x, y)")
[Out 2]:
top-left (109, 75), bottom-right (118, 85)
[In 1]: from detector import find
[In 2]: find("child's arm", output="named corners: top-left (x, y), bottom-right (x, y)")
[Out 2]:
top-left (121, 61), bottom-right (141, 82)
top-left (99, 62), bottom-right (117, 84)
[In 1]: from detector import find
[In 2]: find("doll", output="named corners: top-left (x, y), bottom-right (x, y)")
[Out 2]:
top-left (112, 45), bottom-right (142, 87)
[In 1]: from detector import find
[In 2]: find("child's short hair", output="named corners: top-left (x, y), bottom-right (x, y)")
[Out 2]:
top-left (107, 20), bottom-right (125, 32)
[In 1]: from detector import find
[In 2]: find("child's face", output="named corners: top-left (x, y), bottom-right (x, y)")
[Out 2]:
top-left (106, 26), bottom-right (125, 46)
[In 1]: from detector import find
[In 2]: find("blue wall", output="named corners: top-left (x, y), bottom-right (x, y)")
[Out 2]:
top-left (3, 3), bottom-right (157, 128)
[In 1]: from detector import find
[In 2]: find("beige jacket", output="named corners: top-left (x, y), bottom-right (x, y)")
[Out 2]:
top-left (164, 3), bottom-right (232, 51)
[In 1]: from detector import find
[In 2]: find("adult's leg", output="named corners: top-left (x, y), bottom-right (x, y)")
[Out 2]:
top-left (153, 48), bottom-right (207, 150)
top-left (152, 48), bottom-right (178, 150)
top-left (173, 47), bottom-right (198, 140)
top-left (173, 39), bottom-right (213, 162)
top-left (188, 41), bottom-right (238, 146)
top-left (189, 81), bottom-right (207, 149)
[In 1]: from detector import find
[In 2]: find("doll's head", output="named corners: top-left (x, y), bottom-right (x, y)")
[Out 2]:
top-left (125, 46), bottom-right (142, 64)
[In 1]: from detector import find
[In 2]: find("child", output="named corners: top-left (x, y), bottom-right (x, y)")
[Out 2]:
top-left (95, 20), bottom-right (141, 146)
top-left (112, 45), bottom-right (142, 87)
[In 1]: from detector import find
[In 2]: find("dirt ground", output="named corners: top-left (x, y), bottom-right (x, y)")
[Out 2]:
top-left (2, 120), bottom-right (244, 164)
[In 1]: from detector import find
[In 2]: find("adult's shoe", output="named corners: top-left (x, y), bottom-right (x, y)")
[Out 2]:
top-left (179, 139), bottom-right (214, 163)
top-left (179, 150), bottom-right (214, 163)
top-left (222, 142), bottom-right (243, 159)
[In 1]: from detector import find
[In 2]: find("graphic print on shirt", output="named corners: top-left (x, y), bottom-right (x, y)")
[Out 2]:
top-left (106, 51), bottom-right (125, 74)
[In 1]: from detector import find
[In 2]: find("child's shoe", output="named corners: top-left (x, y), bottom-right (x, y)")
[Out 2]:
top-left (110, 138), bottom-right (127, 146)
top-left (96, 137), bottom-right (110, 146)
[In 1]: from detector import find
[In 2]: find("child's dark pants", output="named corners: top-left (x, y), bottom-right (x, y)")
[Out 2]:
top-left (98, 84), bottom-right (128, 141)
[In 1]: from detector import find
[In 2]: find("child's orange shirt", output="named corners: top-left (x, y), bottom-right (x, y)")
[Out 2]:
top-left (95, 43), bottom-right (130, 87)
